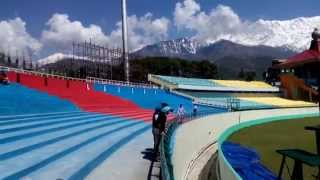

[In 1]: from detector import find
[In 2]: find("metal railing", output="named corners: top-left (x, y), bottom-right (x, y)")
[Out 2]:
top-left (86, 76), bottom-right (157, 88)
top-left (1, 65), bottom-right (88, 82)
top-left (160, 109), bottom-right (228, 180)
top-left (1, 65), bottom-right (160, 88)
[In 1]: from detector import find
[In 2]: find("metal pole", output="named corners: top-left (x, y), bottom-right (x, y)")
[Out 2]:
top-left (122, 0), bottom-right (129, 82)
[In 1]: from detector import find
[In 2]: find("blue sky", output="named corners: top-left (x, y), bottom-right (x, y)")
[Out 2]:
top-left (0, 0), bottom-right (319, 58)
top-left (1, 0), bottom-right (318, 38)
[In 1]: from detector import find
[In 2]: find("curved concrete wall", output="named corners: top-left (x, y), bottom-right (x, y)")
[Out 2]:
top-left (172, 107), bottom-right (319, 180)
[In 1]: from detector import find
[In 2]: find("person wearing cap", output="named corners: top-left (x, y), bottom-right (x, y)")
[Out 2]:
top-left (193, 104), bottom-right (198, 117)
top-left (177, 104), bottom-right (185, 123)
top-left (152, 103), bottom-right (172, 157)
top-left (0, 70), bottom-right (9, 85)
top-left (152, 106), bottom-right (161, 153)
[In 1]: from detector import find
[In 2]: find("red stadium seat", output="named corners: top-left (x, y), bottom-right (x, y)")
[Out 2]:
top-left (8, 71), bottom-right (161, 122)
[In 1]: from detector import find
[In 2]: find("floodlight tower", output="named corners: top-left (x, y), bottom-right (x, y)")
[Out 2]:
top-left (122, 0), bottom-right (130, 82)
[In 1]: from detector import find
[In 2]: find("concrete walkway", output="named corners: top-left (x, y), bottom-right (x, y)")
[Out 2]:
top-left (0, 111), bottom-right (155, 180)
top-left (87, 128), bottom-right (155, 180)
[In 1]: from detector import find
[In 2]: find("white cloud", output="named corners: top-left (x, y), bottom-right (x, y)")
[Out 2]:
top-left (0, 18), bottom-right (42, 57)
top-left (41, 14), bottom-right (109, 55)
top-left (41, 13), bottom-right (170, 54)
top-left (174, 0), bottom-right (320, 51)
top-left (174, 1), bottom-right (242, 42)
top-left (105, 13), bottom-right (170, 51)
top-left (1, 2), bottom-right (319, 59)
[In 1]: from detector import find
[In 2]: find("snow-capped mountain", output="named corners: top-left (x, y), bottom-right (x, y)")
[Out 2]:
top-left (201, 16), bottom-right (320, 52)
top-left (133, 38), bottom-right (202, 59)
top-left (134, 38), bottom-right (295, 61)
top-left (133, 39), bottom-right (296, 79)
top-left (157, 37), bottom-right (201, 55)
top-left (38, 53), bottom-right (72, 66)
top-left (40, 16), bottom-right (320, 65)
top-left (135, 16), bottom-right (320, 57)
top-left (38, 53), bottom-right (89, 66)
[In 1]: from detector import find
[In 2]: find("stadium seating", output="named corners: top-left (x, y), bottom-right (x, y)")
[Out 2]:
top-left (0, 71), bottom-right (173, 179)
top-left (179, 90), bottom-right (316, 110)
top-left (94, 83), bottom-right (226, 114)
top-left (0, 83), bottom-right (79, 115)
top-left (157, 75), bottom-right (217, 87)
top-left (239, 97), bottom-right (316, 108)
top-left (7, 72), bottom-right (156, 121)
top-left (95, 84), bottom-right (192, 111)
top-left (0, 104), bottom-right (152, 179)
top-left (150, 74), bottom-right (279, 92)
top-left (0, 71), bottom-right (227, 179)
top-left (213, 80), bottom-right (274, 89)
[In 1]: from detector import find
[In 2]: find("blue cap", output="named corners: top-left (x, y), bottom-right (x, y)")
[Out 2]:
top-left (161, 106), bottom-right (172, 113)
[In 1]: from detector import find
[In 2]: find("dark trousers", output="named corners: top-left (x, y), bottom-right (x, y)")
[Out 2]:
top-left (152, 128), bottom-right (161, 153)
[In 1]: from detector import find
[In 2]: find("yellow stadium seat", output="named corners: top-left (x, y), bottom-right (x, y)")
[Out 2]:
top-left (213, 80), bottom-right (274, 89)
top-left (238, 97), bottom-right (316, 108)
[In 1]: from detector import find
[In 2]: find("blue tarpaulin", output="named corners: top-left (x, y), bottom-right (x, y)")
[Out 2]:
top-left (222, 142), bottom-right (277, 180)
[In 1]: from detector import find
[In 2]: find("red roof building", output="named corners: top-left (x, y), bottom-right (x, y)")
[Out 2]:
top-left (271, 37), bottom-right (320, 102)
top-left (277, 40), bottom-right (320, 68)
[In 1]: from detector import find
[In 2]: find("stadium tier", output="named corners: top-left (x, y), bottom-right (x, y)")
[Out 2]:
top-left (0, 70), bottom-right (228, 179)
top-left (193, 97), bottom-right (275, 110)
top-left (157, 75), bottom-right (217, 87)
top-left (0, 83), bottom-right (79, 115)
top-left (7, 71), bottom-right (156, 121)
top-left (149, 75), bottom-right (317, 110)
top-left (149, 74), bottom-right (280, 92)
top-left (181, 94), bottom-right (316, 110)
top-left (94, 83), bottom-right (224, 114)
top-left (0, 110), bottom-right (151, 179)
top-left (212, 80), bottom-right (274, 89)
top-left (95, 83), bottom-right (193, 111)
top-left (238, 97), bottom-right (316, 108)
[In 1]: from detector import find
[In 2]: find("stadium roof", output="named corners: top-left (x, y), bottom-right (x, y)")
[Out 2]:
top-left (276, 40), bottom-right (320, 68)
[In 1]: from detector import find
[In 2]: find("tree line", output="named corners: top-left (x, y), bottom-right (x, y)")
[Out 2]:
top-left (1, 53), bottom-right (260, 82)
top-left (40, 57), bottom-right (219, 83)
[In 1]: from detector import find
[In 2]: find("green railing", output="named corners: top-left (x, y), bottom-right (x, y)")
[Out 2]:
top-left (217, 113), bottom-right (319, 180)
top-left (160, 109), bottom-right (228, 180)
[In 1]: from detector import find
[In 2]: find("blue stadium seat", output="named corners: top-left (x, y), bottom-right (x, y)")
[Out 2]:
top-left (94, 84), bottom-right (226, 114)
top-left (180, 91), bottom-right (274, 110)
top-left (94, 84), bottom-right (193, 112)
top-left (158, 75), bottom-right (218, 87)
top-left (0, 83), bottom-right (79, 115)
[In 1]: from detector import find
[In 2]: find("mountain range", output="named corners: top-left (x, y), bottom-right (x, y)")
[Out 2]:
top-left (133, 38), bottom-right (295, 60)
top-left (133, 38), bottom-right (296, 79)
top-left (38, 38), bottom-right (297, 79)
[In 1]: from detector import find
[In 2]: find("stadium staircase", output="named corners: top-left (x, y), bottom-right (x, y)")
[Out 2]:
top-left (280, 74), bottom-right (318, 102)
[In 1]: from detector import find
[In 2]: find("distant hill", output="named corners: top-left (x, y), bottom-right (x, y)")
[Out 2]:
top-left (133, 38), bottom-right (295, 60)
top-left (39, 56), bottom-right (219, 82)
top-left (133, 39), bottom-right (295, 79)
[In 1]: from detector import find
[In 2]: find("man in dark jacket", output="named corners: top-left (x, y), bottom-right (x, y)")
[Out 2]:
top-left (152, 103), bottom-right (171, 156)
top-left (152, 106), bottom-right (161, 152)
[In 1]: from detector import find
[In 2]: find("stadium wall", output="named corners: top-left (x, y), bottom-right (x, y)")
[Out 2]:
top-left (171, 107), bottom-right (319, 180)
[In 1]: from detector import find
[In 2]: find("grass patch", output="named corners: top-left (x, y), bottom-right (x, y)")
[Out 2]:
top-left (228, 116), bottom-right (320, 180)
